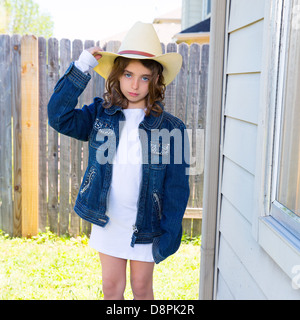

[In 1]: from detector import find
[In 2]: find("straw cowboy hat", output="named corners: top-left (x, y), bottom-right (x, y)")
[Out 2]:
top-left (93, 21), bottom-right (182, 86)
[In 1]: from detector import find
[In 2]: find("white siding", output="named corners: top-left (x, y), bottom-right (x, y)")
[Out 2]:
top-left (218, 197), bottom-right (299, 299)
top-left (228, 0), bottom-right (265, 32)
top-left (225, 73), bottom-right (260, 125)
top-left (217, 234), bottom-right (266, 300)
top-left (223, 118), bottom-right (257, 174)
top-left (215, 0), bottom-right (300, 299)
top-left (227, 20), bottom-right (264, 74)
top-left (221, 157), bottom-right (254, 223)
top-left (181, 0), bottom-right (203, 30)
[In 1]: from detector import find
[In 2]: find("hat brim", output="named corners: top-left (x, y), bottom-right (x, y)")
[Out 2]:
top-left (93, 51), bottom-right (182, 86)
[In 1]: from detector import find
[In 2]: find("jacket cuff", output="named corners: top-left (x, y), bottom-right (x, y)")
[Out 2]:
top-left (152, 237), bottom-right (166, 264)
top-left (75, 50), bottom-right (99, 74)
top-left (64, 62), bottom-right (91, 90)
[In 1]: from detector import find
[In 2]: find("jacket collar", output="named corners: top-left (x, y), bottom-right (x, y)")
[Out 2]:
top-left (104, 102), bottom-right (164, 130)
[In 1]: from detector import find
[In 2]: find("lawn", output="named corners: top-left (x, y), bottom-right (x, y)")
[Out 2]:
top-left (0, 230), bottom-right (200, 300)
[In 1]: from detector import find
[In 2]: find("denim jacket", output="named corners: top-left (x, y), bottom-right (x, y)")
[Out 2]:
top-left (47, 62), bottom-right (190, 264)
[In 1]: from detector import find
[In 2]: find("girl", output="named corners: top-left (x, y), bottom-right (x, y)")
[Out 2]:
top-left (48, 22), bottom-right (190, 300)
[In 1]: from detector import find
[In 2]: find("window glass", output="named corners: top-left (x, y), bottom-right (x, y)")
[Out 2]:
top-left (207, 0), bottom-right (211, 15)
top-left (277, 0), bottom-right (300, 217)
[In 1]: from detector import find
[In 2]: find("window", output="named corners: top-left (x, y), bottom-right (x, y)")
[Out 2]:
top-left (203, 0), bottom-right (212, 19)
top-left (272, 0), bottom-right (300, 238)
top-left (206, 0), bottom-right (211, 15)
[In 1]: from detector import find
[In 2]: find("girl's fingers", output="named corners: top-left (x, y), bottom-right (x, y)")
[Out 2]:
top-left (87, 46), bottom-right (103, 60)
top-left (93, 53), bottom-right (102, 60)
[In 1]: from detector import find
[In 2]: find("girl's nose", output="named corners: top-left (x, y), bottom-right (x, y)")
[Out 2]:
top-left (131, 78), bottom-right (139, 90)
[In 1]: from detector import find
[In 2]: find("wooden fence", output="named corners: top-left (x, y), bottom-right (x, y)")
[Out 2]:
top-left (0, 34), bottom-right (209, 238)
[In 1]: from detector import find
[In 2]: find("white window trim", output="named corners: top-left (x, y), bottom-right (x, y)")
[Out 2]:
top-left (254, 0), bottom-right (300, 282)
top-left (202, 0), bottom-right (212, 20)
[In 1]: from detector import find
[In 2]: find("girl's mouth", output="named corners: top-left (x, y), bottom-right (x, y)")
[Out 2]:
top-left (129, 92), bottom-right (139, 97)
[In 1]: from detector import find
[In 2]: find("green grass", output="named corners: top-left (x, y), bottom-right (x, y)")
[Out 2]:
top-left (0, 230), bottom-right (200, 300)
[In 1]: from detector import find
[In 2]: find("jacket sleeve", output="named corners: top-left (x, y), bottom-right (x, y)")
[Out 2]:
top-left (47, 62), bottom-right (100, 141)
top-left (152, 123), bottom-right (190, 264)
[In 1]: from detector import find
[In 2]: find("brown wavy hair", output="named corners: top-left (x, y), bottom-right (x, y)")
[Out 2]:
top-left (103, 57), bottom-right (166, 116)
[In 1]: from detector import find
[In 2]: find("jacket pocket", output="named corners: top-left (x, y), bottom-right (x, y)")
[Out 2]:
top-left (152, 191), bottom-right (162, 220)
top-left (150, 140), bottom-right (170, 170)
top-left (89, 118), bottom-right (115, 149)
top-left (80, 166), bottom-right (97, 196)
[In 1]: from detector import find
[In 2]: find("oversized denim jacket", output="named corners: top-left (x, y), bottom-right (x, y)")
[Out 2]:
top-left (47, 62), bottom-right (190, 264)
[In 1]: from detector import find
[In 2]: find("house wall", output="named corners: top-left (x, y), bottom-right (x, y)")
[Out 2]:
top-left (181, 0), bottom-right (211, 30)
top-left (181, 0), bottom-right (203, 30)
top-left (215, 0), bottom-right (300, 299)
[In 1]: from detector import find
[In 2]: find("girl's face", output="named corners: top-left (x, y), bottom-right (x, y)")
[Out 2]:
top-left (119, 60), bottom-right (153, 109)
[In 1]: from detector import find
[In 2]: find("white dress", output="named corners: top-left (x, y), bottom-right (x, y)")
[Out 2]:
top-left (89, 108), bottom-right (154, 262)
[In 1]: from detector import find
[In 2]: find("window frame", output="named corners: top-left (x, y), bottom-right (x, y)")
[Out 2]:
top-left (202, 0), bottom-right (212, 20)
top-left (255, 0), bottom-right (300, 282)
top-left (270, 0), bottom-right (300, 235)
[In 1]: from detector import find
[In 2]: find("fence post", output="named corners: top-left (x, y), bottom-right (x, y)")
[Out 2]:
top-left (21, 35), bottom-right (39, 237)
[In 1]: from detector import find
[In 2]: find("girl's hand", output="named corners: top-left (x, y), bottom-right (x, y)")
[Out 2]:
top-left (87, 46), bottom-right (103, 60)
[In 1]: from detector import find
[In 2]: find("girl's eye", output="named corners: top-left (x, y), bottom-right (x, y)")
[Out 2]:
top-left (142, 76), bottom-right (150, 81)
top-left (124, 73), bottom-right (132, 78)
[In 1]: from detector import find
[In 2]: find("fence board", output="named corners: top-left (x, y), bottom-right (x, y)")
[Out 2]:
top-left (80, 39), bottom-right (95, 235)
top-left (38, 37), bottom-right (48, 232)
top-left (21, 35), bottom-right (39, 237)
top-left (0, 35), bottom-right (13, 235)
top-left (199, 44), bottom-right (209, 129)
top-left (11, 35), bottom-right (22, 236)
top-left (70, 39), bottom-right (83, 236)
top-left (164, 43), bottom-right (177, 114)
top-left (176, 42), bottom-right (189, 122)
top-left (194, 45), bottom-right (209, 209)
top-left (47, 38), bottom-right (59, 234)
top-left (94, 40), bottom-right (105, 98)
top-left (187, 43), bottom-right (201, 209)
top-left (59, 38), bottom-right (72, 235)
